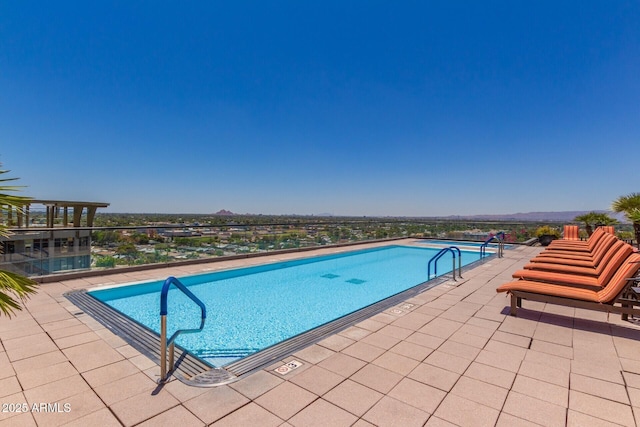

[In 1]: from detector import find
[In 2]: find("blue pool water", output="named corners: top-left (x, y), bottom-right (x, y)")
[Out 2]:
top-left (90, 245), bottom-right (486, 366)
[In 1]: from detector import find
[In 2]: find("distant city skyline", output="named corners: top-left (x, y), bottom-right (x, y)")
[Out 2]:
top-left (1, 2), bottom-right (639, 216)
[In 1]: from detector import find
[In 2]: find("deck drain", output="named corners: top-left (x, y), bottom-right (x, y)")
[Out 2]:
top-left (346, 278), bottom-right (366, 284)
top-left (321, 273), bottom-right (340, 279)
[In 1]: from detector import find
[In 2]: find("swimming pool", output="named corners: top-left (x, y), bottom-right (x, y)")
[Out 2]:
top-left (415, 239), bottom-right (512, 249)
top-left (89, 245), bottom-right (487, 367)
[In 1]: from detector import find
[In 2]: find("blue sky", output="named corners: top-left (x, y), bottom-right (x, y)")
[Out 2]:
top-left (1, 1), bottom-right (638, 216)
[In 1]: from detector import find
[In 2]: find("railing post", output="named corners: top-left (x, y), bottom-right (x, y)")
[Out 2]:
top-left (160, 315), bottom-right (168, 381)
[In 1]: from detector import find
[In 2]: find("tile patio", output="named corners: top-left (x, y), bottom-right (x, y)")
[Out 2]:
top-left (1, 240), bottom-right (639, 426)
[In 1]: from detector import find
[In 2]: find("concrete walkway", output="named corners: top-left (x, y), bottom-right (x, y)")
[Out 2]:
top-left (1, 241), bottom-right (639, 426)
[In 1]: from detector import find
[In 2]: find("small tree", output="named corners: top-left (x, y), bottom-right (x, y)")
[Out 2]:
top-left (0, 165), bottom-right (38, 317)
top-left (574, 212), bottom-right (618, 236)
top-left (612, 193), bottom-right (640, 248)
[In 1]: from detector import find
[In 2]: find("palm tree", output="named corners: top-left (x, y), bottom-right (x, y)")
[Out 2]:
top-left (611, 193), bottom-right (640, 248)
top-left (0, 165), bottom-right (38, 317)
top-left (574, 211), bottom-right (618, 236)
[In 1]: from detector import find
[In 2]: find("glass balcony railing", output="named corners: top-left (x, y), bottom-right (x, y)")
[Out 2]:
top-left (2, 219), bottom-right (631, 278)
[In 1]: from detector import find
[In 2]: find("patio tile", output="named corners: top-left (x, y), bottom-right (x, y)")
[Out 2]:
top-left (423, 350), bottom-right (472, 375)
top-left (210, 402), bottom-right (282, 426)
top-left (566, 409), bottom-right (625, 427)
top-left (289, 365), bottom-right (344, 395)
top-left (0, 412), bottom-right (37, 427)
top-left (94, 371), bottom-right (157, 405)
top-left (497, 315), bottom-right (538, 337)
top-left (317, 334), bottom-right (355, 352)
top-left (424, 415), bottom-right (459, 426)
top-left (389, 340), bottom-right (434, 361)
top-left (46, 324), bottom-right (92, 339)
top-left (447, 328), bottom-right (491, 348)
top-left (436, 340), bottom-right (481, 361)
top-left (523, 349), bottom-right (571, 372)
top-left (17, 361), bottom-right (78, 389)
top-left (317, 352), bottom-right (366, 378)
top-left (474, 348), bottom-right (523, 373)
top-left (10, 350), bottom-right (67, 375)
top-left (23, 374), bottom-right (89, 406)
top-left (228, 370), bottom-right (284, 400)
top-left (31, 389), bottom-right (105, 427)
top-left (529, 339), bottom-right (573, 359)
top-left (408, 362), bottom-right (460, 392)
top-left (363, 396), bottom-right (430, 427)
top-left (361, 331), bottom-right (401, 350)
top-left (418, 317), bottom-right (463, 339)
top-left (571, 359), bottom-right (624, 384)
top-left (495, 412), bottom-right (541, 427)
top-left (0, 376), bottom-right (21, 398)
top-left (372, 351), bottom-right (420, 376)
top-left (288, 398), bottom-right (358, 427)
top-left (137, 405), bottom-right (206, 427)
top-left (533, 322), bottom-right (573, 346)
top-left (390, 311), bottom-right (434, 330)
top-left (518, 360), bottom-right (569, 387)
top-left (433, 394), bottom-right (499, 427)
top-left (350, 363), bottom-right (403, 394)
top-left (184, 385), bottom-right (251, 424)
top-left (356, 317), bottom-right (388, 332)
top-left (569, 373), bottom-right (630, 404)
top-left (464, 361), bottom-right (516, 389)
top-left (323, 379), bottom-right (384, 416)
top-left (3, 333), bottom-right (58, 361)
top-left (511, 375), bottom-right (568, 407)
top-left (622, 371), bottom-right (640, 389)
top-left (0, 351), bottom-right (15, 380)
top-left (341, 341), bottom-right (386, 363)
top-left (109, 388), bottom-right (180, 426)
top-left (569, 389), bottom-right (635, 426)
top-left (81, 359), bottom-right (140, 388)
top-left (377, 324), bottom-right (414, 340)
top-left (62, 340), bottom-right (124, 372)
top-left (62, 407), bottom-right (122, 427)
top-left (53, 331), bottom-right (101, 349)
top-left (502, 391), bottom-right (567, 427)
top-left (490, 330), bottom-right (532, 348)
top-left (388, 377), bottom-right (446, 414)
top-left (293, 344), bottom-right (334, 364)
top-left (254, 381), bottom-right (316, 420)
top-left (338, 326), bottom-right (371, 341)
top-left (450, 376), bottom-right (508, 410)
top-left (405, 331), bottom-right (445, 349)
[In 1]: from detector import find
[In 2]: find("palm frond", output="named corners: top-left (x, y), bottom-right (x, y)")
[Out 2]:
top-left (0, 270), bottom-right (39, 318)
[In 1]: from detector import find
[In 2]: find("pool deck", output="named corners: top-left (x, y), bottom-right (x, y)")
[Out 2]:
top-left (1, 240), bottom-right (640, 426)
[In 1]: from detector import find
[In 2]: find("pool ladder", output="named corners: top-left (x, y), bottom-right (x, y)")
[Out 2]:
top-left (427, 246), bottom-right (462, 281)
top-left (159, 276), bottom-right (207, 383)
top-left (480, 232), bottom-right (504, 258)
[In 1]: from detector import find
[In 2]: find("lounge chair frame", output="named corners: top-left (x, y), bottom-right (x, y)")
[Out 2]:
top-left (508, 278), bottom-right (640, 320)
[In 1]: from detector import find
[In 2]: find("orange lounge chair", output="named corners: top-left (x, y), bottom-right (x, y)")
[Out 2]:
top-left (497, 253), bottom-right (640, 318)
top-left (600, 225), bottom-right (615, 235)
top-left (533, 233), bottom-right (617, 263)
top-left (545, 227), bottom-right (606, 252)
top-left (526, 238), bottom-right (625, 270)
top-left (563, 225), bottom-right (579, 240)
top-left (510, 243), bottom-right (635, 289)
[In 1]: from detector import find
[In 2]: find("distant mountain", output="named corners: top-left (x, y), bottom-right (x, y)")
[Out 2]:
top-left (213, 209), bottom-right (236, 216)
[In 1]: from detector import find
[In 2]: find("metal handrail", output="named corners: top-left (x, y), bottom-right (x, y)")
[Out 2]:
top-left (480, 233), bottom-right (504, 258)
top-left (427, 246), bottom-right (462, 281)
top-left (159, 276), bottom-right (206, 382)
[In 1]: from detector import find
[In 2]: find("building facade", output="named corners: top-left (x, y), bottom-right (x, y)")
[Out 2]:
top-left (0, 199), bottom-right (109, 276)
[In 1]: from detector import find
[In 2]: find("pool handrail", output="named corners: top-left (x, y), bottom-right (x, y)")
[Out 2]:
top-left (159, 276), bottom-right (207, 382)
top-left (481, 233), bottom-right (504, 258)
top-left (427, 246), bottom-right (462, 281)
